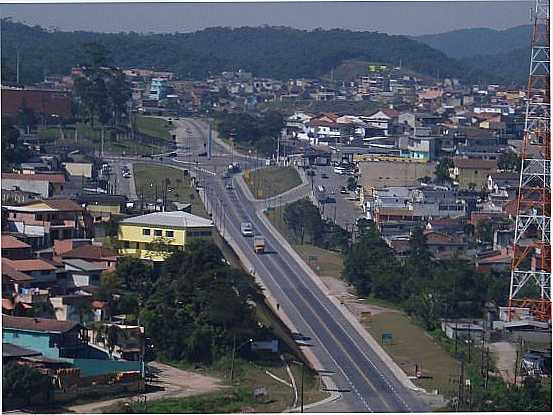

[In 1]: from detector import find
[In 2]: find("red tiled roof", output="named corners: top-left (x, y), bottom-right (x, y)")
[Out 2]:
top-left (1, 235), bottom-right (31, 250)
top-left (2, 315), bottom-right (80, 333)
top-left (3, 258), bottom-right (56, 272)
top-left (2, 298), bottom-right (15, 310)
top-left (1, 173), bottom-right (66, 184)
top-left (1, 259), bottom-right (33, 282)
top-left (61, 245), bottom-right (117, 261)
top-left (42, 199), bottom-right (82, 211)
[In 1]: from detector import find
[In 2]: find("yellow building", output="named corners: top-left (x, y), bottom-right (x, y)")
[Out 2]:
top-left (118, 211), bottom-right (214, 261)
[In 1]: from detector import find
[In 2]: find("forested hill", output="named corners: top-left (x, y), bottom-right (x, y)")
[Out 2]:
top-left (414, 25), bottom-right (532, 59)
top-left (2, 19), bottom-right (490, 85)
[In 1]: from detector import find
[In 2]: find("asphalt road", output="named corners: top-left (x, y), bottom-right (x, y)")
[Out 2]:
top-left (108, 118), bottom-right (428, 412)
top-left (179, 119), bottom-right (428, 413)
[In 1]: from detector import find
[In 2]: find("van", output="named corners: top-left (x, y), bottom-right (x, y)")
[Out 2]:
top-left (241, 222), bottom-right (254, 237)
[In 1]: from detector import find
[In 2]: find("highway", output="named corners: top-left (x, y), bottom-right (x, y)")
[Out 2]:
top-left (112, 117), bottom-right (429, 412)
top-left (174, 118), bottom-right (429, 412)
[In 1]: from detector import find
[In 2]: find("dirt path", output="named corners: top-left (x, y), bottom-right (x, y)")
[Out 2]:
top-left (65, 362), bottom-right (222, 413)
top-left (489, 341), bottom-right (517, 384)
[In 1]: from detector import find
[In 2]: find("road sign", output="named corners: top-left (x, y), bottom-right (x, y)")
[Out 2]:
top-left (382, 332), bottom-right (393, 343)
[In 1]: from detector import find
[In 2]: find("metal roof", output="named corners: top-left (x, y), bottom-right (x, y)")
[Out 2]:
top-left (120, 211), bottom-right (213, 228)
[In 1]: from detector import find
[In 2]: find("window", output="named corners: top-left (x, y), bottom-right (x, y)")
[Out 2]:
top-left (123, 241), bottom-right (130, 249)
top-left (154, 229), bottom-right (162, 237)
top-left (166, 230), bottom-right (174, 238)
top-left (142, 228), bottom-right (151, 236)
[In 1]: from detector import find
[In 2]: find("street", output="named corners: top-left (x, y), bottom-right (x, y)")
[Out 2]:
top-left (107, 118), bottom-right (428, 412)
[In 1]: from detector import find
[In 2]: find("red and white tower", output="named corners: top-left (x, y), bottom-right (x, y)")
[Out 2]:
top-left (508, 0), bottom-right (551, 321)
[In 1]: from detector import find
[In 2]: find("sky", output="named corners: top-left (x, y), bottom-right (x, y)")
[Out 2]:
top-left (1, 1), bottom-right (532, 36)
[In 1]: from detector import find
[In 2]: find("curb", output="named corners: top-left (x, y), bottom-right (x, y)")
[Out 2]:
top-left (255, 203), bottom-right (425, 395)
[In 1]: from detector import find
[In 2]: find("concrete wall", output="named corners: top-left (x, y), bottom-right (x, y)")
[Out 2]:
top-left (3, 330), bottom-right (60, 359)
top-left (63, 358), bottom-right (141, 377)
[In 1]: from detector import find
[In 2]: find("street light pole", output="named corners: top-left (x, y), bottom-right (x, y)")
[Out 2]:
top-left (230, 336), bottom-right (253, 383)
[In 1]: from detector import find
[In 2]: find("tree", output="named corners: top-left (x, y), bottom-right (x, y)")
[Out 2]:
top-left (140, 241), bottom-right (262, 364)
top-left (346, 176), bottom-right (357, 192)
top-left (1, 117), bottom-right (30, 172)
top-left (498, 150), bottom-right (521, 172)
top-left (113, 257), bottom-right (156, 305)
top-left (434, 158), bottom-right (453, 183)
top-left (3, 362), bottom-right (51, 406)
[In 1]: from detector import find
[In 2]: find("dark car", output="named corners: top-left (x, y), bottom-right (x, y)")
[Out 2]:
top-left (321, 173), bottom-right (329, 179)
top-left (198, 152), bottom-right (208, 157)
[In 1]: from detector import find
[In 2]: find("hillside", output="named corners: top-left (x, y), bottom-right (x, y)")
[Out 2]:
top-left (2, 19), bottom-right (487, 85)
top-left (461, 47), bottom-right (531, 87)
top-left (414, 25), bottom-right (532, 59)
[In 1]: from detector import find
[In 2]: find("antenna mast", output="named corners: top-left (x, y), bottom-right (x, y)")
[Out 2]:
top-left (508, 0), bottom-right (551, 321)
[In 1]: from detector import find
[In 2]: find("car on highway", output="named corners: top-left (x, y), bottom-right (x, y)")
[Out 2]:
top-left (241, 222), bottom-right (254, 237)
top-left (340, 186), bottom-right (348, 194)
top-left (225, 183), bottom-right (233, 190)
top-left (321, 173), bottom-right (329, 179)
top-left (198, 152), bottom-right (208, 157)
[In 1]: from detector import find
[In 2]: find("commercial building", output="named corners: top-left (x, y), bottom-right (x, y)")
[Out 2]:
top-left (118, 211), bottom-right (214, 261)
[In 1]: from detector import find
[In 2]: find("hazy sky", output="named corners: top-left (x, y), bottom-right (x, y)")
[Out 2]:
top-left (1, 1), bottom-right (532, 36)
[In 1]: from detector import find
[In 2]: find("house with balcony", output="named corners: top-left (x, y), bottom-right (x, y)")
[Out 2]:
top-left (118, 211), bottom-right (214, 262)
top-left (3, 199), bottom-right (85, 249)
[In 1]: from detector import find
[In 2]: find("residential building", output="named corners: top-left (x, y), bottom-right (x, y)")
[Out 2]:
top-left (1, 235), bottom-right (33, 260)
top-left (2, 258), bottom-right (57, 286)
top-left (61, 245), bottom-right (118, 270)
top-left (118, 211), bottom-right (214, 261)
top-left (450, 158), bottom-right (498, 190)
top-left (3, 199), bottom-right (85, 249)
top-left (1, 87), bottom-right (72, 119)
top-left (62, 259), bottom-right (107, 289)
top-left (1, 173), bottom-right (67, 198)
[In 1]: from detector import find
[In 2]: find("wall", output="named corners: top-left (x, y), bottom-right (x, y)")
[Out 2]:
top-left (3, 329), bottom-right (60, 358)
top-left (1, 179), bottom-right (50, 198)
top-left (63, 358), bottom-right (141, 377)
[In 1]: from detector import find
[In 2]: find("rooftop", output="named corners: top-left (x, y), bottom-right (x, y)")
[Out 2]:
top-left (3, 258), bottom-right (57, 272)
top-left (62, 245), bottom-right (118, 261)
top-left (1, 173), bottom-right (66, 184)
top-left (63, 258), bottom-right (107, 272)
top-left (1, 234), bottom-right (32, 250)
top-left (3, 315), bottom-right (81, 334)
top-left (1, 259), bottom-right (34, 282)
top-left (454, 158), bottom-right (498, 170)
top-left (2, 342), bottom-right (42, 358)
top-left (120, 211), bottom-right (213, 229)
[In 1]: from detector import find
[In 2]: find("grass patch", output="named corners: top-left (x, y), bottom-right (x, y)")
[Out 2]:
top-left (295, 244), bottom-right (343, 277)
top-left (37, 123), bottom-right (168, 156)
top-left (135, 115), bottom-right (173, 141)
top-left (243, 167), bottom-right (301, 199)
top-left (266, 209), bottom-right (343, 278)
top-left (133, 163), bottom-right (207, 218)
top-left (364, 311), bottom-right (460, 397)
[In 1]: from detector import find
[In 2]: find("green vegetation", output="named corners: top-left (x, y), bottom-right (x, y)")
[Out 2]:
top-left (215, 111), bottom-right (284, 156)
top-left (132, 164), bottom-right (207, 217)
top-left (434, 157), bottom-right (453, 184)
top-left (36, 123), bottom-right (166, 156)
top-left (243, 167), bottom-right (301, 199)
top-left (2, 362), bottom-right (51, 407)
top-left (134, 115), bottom-right (173, 141)
top-left (415, 25), bottom-right (531, 59)
top-left (343, 222), bottom-right (509, 330)
top-left (1, 117), bottom-right (30, 172)
top-left (498, 150), bottom-right (521, 172)
top-left (266, 199), bottom-right (347, 275)
top-left (258, 98), bottom-right (380, 116)
top-left (2, 19), bottom-right (502, 86)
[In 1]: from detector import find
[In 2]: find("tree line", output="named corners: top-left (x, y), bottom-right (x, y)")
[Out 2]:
top-left (1, 19), bottom-right (518, 86)
top-left (342, 220), bottom-right (509, 330)
top-left (283, 199), bottom-right (349, 251)
top-left (215, 111), bottom-right (285, 156)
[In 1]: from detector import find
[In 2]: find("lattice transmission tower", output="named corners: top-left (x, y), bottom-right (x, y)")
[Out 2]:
top-left (508, 0), bottom-right (551, 321)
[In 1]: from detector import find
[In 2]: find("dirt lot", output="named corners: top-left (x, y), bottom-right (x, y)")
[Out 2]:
top-left (64, 362), bottom-right (222, 413)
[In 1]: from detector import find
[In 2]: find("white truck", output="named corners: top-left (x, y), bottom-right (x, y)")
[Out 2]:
top-left (241, 222), bottom-right (254, 237)
top-left (254, 236), bottom-right (266, 254)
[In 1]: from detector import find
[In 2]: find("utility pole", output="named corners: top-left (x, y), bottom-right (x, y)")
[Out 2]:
top-left (230, 333), bottom-right (236, 382)
top-left (16, 48), bottom-right (20, 85)
top-left (207, 118), bottom-right (213, 160)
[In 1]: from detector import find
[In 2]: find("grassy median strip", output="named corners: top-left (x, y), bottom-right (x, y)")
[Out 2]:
top-left (135, 115), bottom-right (173, 141)
top-left (133, 163), bottom-right (208, 218)
top-left (243, 166), bottom-right (302, 199)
